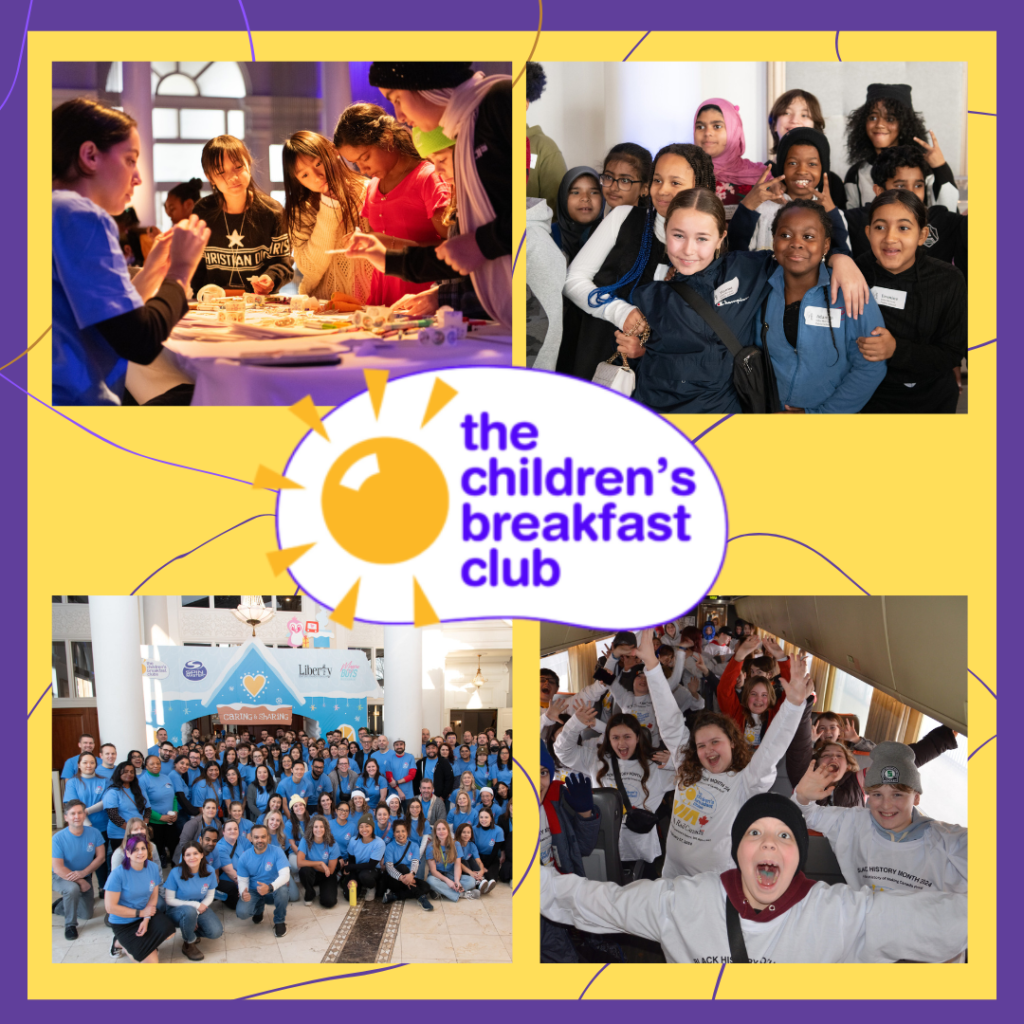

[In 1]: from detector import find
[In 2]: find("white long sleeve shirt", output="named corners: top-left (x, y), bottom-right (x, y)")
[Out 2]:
top-left (647, 660), bottom-right (803, 878)
top-left (540, 866), bottom-right (967, 963)
top-left (554, 713), bottom-right (676, 863)
top-left (237, 865), bottom-right (290, 895)
top-left (562, 205), bottom-right (669, 330)
top-left (164, 886), bottom-right (217, 911)
top-left (796, 803), bottom-right (967, 895)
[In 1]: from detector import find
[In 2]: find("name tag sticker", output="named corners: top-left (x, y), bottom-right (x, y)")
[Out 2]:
top-left (714, 277), bottom-right (739, 305)
top-left (654, 263), bottom-right (671, 282)
top-left (529, 152), bottom-right (538, 169)
top-left (871, 285), bottom-right (907, 310)
top-left (804, 306), bottom-right (843, 328)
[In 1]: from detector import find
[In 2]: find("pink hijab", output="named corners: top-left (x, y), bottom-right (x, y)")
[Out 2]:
top-left (693, 97), bottom-right (765, 187)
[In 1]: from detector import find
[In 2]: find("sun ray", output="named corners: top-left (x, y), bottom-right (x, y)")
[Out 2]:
top-left (412, 577), bottom-right (439, 627)
top-left (330, 578), bottom-right (361, 628)
top-left (253, 465), bottom-right (303, 490)
top-left (266, 543), bottom-right (317, 576)
top-left (290, 395), bottom-right (330, 440)
top-left (421, 378), bottom-right (458, 428)
top-left (364, 369), bottom-right (389, 420)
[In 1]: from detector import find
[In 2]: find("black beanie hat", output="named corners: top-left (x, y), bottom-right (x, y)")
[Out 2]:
top-left (730, 793), bottom-right (809, 873)
top-left (775, 127), bottom-right (831, 185)
top-left (369, 63), bottom-right (474, 90)
top-left (866, 82), bottom-right (913, 110)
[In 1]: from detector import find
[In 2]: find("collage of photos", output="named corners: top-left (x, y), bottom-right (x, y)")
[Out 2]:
top-left (51, 60), bottom-right (512, 406)
top-left (539, 597), bottom-right (967, 963)
top-left (525, 61), bottom-right (968, 414)
top-left (51, 597), bottom-right (513, 964)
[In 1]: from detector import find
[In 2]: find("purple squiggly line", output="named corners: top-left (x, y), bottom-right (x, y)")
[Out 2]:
top-left (968, 338), bottom-right (996, 351)
top-left (968, 669), bottom-right (996, 699)
top-left (728, 533), bottom-right (870, 595)
top-left (27, 683), bottom-right (52, 721)
top-left (0, 373), bottom-right (257, 488)
top-left (236, 0), bottom-right (256, 61)
top-left (511, 755), bottom-right (541, 896)
top-left (834, 31), bottom-right (841, 62)
top-left (692, 413), bottom-right (735, 444)
top-left (967, 734), bottom-right (995, 761)
top-left (512, 229), bottom-right (526, 276)
top-left (238, 964), bottom-right (408, 999)
top-left (579, 963), bottom-right (610, 999)
top-left (713, 962), bottom-right (726, 998)
top-left (967, 110), bottom-right (996, 116)
top-left (623, 31), bottom-right (651, 61)
top-left (0, 0), bottom-right (31, 116)
top-left (130, 514), bottom-right (277, 594)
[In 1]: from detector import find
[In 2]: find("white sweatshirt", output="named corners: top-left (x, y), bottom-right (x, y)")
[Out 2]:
top-left (562, 205), bottom-right (669, 330)
top-left (749, 196), bottom-right (849, 253)
top-left (540, 866), bottom-right (967, 963)
top-left (576, 672), bottom-right (661, 747)
top-left (554, 714), bottom-right (676, 863)
top-left (797, 803), bottom-right (968, 894)
top-left (648, 660), bottom-right (803, 878)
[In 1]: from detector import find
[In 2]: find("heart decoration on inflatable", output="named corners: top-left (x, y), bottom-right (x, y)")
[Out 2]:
top-left (243, 674), bottom-right (266, 699)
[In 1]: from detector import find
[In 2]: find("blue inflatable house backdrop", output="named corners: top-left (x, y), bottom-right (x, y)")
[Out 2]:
top-left (142, 641), bottom-right (383, 743)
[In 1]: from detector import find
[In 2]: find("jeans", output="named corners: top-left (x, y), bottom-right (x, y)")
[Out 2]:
top-left (52, 873), bottom-right (94, 927)
top-left (165, 903), bottom-right (225, 943)
top-left (426, 874), bottom-right (477, 902)
top-left (286, 852), bottom-right (301, 902)
top-left (235, 885), bottom-right (289, 926)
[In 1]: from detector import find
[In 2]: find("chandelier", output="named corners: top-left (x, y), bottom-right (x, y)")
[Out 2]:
top-left (471, 655), bottom-right (488, 688)
top-left (232, 596), bottom-right (275, 636)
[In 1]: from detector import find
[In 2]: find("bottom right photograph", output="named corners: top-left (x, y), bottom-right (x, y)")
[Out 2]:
top-left (538, 596), bottom-right (967, 964)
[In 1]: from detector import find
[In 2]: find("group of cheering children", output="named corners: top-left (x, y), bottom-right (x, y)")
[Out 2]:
top-left (527, 70), bottom-right (967, 415)
top-left (52, 724), bottom-right (513, 963)
top-left (52, 61), bottom-right (512, 405)
top-left (538, 622), bottom-right (966, 963)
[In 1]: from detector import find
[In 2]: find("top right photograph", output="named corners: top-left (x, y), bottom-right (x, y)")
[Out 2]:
top-left (526, 62), bottom-right (968, 415)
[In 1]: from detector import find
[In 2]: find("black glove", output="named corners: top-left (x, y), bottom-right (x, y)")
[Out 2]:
top-left (562, 772), bottom-right (595, 816)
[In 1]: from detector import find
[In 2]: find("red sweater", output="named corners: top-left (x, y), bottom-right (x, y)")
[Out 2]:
top-left (717, 656), bottom-right (791, 742)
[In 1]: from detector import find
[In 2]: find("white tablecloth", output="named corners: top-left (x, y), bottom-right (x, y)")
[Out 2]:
top-left (163, 323), bottom-right (511, 406)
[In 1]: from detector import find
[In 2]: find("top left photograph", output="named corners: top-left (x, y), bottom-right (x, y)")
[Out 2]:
top-left (50, 60), bottom-right (512, 407)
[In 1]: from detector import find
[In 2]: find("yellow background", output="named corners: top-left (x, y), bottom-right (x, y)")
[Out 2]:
top-left (30, 30), bottom-right (994, 998)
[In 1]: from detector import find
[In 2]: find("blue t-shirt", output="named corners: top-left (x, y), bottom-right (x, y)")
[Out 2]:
top-left (373, 820), bottom-right (393, 843)
top-left (459, 840), bottom-right (480, 862)
top-left (165, 865), bottom-right (216, 903)
top-left (159, 758), bottom-right (177, 776)
top-left (210, 837), bottom-right (246, 872)
top-left (298, 837), bottom-right (342, 864)
top-left (220, 782), bottom-right (246, 811)
top-left (474, 824), bottom-right (505, 856)
top-left (102, 787), bottom-right (150, 839)
top-left (52, 190), bottom-right (145, 405)
top-left (308, 773), bottom-right (333, 800)
top-left (494, 766), bottom-right (513, 786)
top-left (251, 786), bottom-right (273, 812)
top-left (190, 779), bottom-right (223, 808)
top-left (387, 752), bottom-right (418, 799)
top-left (354, 775), bottom-right (382, 806)
top-left (347, 836), bottom-right (386, 865)
top-left (106, 860), bottom-right (162, 924)
top-left (385, 837), bottom-right (418, 868)
top-left (186, 767), bottom-right (203, 786)
top-left (95, 764), bottom-right (116, 780)
top-left (284, 818), bottom-right (310, 847)
top-left (238, 764), bottom-right (256, 786)
top-left (139, 772), bottom-right (178, 816)
top-left (420, 757), bottom-right (438, 782)
top-left (52, 826), bottom-right (104, 872)
top-left (474, 801), bottom-right (500, 826)
top-left (429, 842), bottom-right (467, 878)
top-left (333, 820), bottom-right (359, 850)
top-left (63, 777), bottom-right (109, 831)
top-left (472, 765), bottom-right (494, 788)
top-left (447, 810), bottom-right (475, 831)
top-left (228, 818), bottom-right (253, 842)
top-left (147, 744), bottom-right (162, 758)
top-left (453, 757), bottom-right (474, 777)
top-left (276, 776), bottom-right (315, 806)
top-left (60, 755), bottom-right (83, 780)
top-left (236, 844), bottom-right (289, 888)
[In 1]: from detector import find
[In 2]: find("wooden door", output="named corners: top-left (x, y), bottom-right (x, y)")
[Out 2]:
top-left (52, 706), bottom-right (100, 772)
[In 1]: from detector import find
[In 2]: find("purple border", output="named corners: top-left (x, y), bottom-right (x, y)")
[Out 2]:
top-left (19, 6), bottom-right (1007, 1011)
top-left (275, 365), bottom-right (729, 631)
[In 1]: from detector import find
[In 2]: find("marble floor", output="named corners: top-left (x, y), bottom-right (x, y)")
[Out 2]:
top-left (52, 880), bottom-right (513, 964)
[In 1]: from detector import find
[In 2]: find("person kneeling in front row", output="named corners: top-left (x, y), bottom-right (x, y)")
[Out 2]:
top-left (164, 842), bottom-right (224, 961)
top-left (52, 799), bottom-right (105, 940)
top-left (235, 823), bottom-right (290, 938)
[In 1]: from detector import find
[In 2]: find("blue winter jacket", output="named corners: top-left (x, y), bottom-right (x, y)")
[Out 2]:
top-left (759, 263), bottom-right (886, 413)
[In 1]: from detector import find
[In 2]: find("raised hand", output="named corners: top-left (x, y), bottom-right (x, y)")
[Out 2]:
top-left (818, 172), bottom-right (836, 213)
top-left (794, 760), bottom-right (840, 804)
top-left (742, 165), bottom-right (788, 210)
top-left (562, 772), bottom-right (595, 817)
top-left (761, 635), bottom-right (786, 660)
top-left (636, 629), bottom-right (658, 669)
top-left (912, 130), bottom-right (947, 169)
top-left (575, 704), bottom-right (598, 728)
top-left (734, 636), bottom-right (762, 661)
top-left (781, 656), bottom-right (815, 705)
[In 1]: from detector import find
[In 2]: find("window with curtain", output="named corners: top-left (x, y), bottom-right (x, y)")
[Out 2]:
top-left (915, 714), bottom-right (968, 826)
top-left (828, 669), bottom-right (874, 735)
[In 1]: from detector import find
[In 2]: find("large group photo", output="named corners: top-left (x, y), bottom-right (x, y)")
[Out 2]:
top-left (538, 596), bottom-right (967, 963)
top-left (525, 61), bottom-right (968, 414)
top-left (51, 60), bottom-right (512, 407)
top-left (50, 596), bottom-right (512, 964)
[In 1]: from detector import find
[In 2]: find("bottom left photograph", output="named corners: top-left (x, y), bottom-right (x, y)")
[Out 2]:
top-left (50, 595), bottom-right (513, 964)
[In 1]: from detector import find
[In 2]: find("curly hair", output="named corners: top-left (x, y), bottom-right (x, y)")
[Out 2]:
top-left (845, 96), bottom-right (927, 166)
top-left (652, 143), bottom-right (716, 192)
top-left (594, 714), bottom-right (654, 804)
top-left (333, 102), bottom-right (420, 159)
top-left (676, 712), bottom-right (752, 788)
top-left (525, 62), bottom-right (547, 104)
top-left (303, 814), bottom-right (335, 847)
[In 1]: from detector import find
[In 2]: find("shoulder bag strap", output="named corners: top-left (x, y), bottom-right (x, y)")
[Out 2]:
top-left (725, 897), bottom-right (751, 964)
top-left (609, 757), bottom-right (634, 814)
top-left (759, 296), bottom-right (781, 413)
top-left (668, 279), bottom-right (744, 357)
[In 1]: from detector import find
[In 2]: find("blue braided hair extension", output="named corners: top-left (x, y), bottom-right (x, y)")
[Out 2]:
top-left (587, 206), bottom-right (655, 308)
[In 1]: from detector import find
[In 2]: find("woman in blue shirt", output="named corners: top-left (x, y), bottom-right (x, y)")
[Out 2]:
top-left (64, 753), bottom-right (110, 889)
top-left (211, 819), bottom-right (246, 908)
top-left (296, 815), bottom-right (342, 907)
top-left (448, 791), bottom-right (475, 832)
top-left (474, 788), bottom-right (501, 828)
top-left (50, 98), bottom-right (209, 406)
top-left (333, 800), bottom-right (360, 849)
top-left (164, 842), bottom-right (223, 960)
top-left (453, 745), bottom-right (474, 778)
top-left (493, 782), bottom-right (511, 820)
top-left (472, 750), bottom-right (494, 790)
top-left (758, 200), bottom-right (885, 412)
top-left (257, 792), bottom-right (286, 827)
top-left (355, 758), bottom-right (384, 808)
top-left (425, 820), bottom-right (478, 902)
top-left (382, 821), bottom-right (432, 910)
top-left (455, 822), bottom-right (497, 894)
top-left (104, 835), bottom-right (176, 962)
top-left (344, 816), bottom-right (387, 902)
top-left (349, 791), bottom-right (370, 821)
top-left (374, 805), bottom-right (395, 843)
top-left (316, 790), bottom-right (337, 822)
top-left (220, 766), bottom-right (245, 816)
top-left (190, 763), bottom-right (223, 810)
top-left (246, 765), bottom-right (276, 822)
top-left (103, 762), bottom-right (150, 847)
top-left (471, 807), bottom-right (505, 884)
top-left (494, 747), bottom-right (513, 787)
top-left (226, 801), bottom-right (253, 843)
